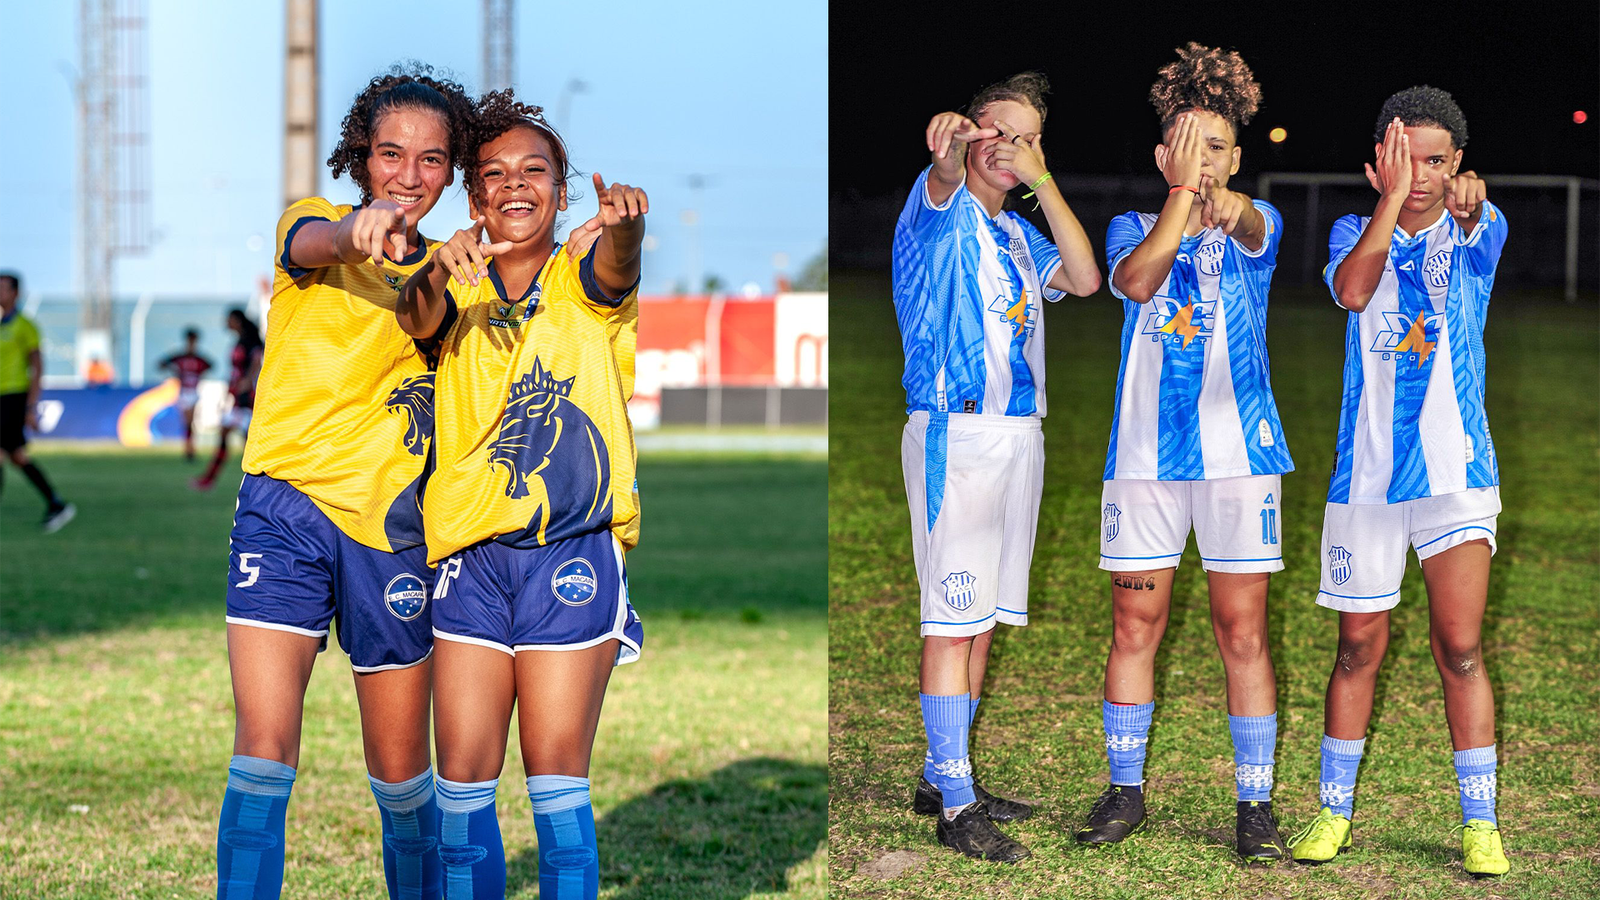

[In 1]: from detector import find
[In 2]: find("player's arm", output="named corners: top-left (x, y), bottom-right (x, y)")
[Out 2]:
top-left (24, 346), bottom-right (42, 430)
top-left (924, 112), bottom-right (998, 207)
top-left (396, 216), bottom-right (511, 338)
top-left (286, 200), bottom-right (411, 270)
top-left (1332, 118), bottom-right (1412, 313)
top-left (1113, 113), bottom-right (1206, 303)
top-left (1198, 175), bottom-right (1267, 252)
top-left (987, 122), bottom-right (1101, 296)
top-left (1444, 170), bottom-right (1486, 230)
top-left (241, 347), bottom-right (263, 393)
top-left (570, 172), bottom-right (647, 298)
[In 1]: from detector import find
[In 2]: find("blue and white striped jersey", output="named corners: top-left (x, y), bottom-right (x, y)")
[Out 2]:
top-left (892, 167), bottom-right (1066, 418)
top-left (1324, 201), bottom-right (1507, 504)
top-left (1102, 201), bottom-right (1295, 481)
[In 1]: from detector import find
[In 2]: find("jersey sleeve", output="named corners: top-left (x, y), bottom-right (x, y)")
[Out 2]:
top-left (1018, 218), bottom-right (1067, 302)
top-left (579, 244), bottom-right (641, 312)
top-left (1454, 199), bottom-right (1508, 277)
top-left (413, 288), bottom-right (461, 368)
top-left (1323, 214), bottom-right (1367, 307)
top-left (898, 167), bottom-right (963, 244)
top-left (17, 317), bottom-right (40, 355)
top-left (1104, 211), bottom-right (1148, 302)
top-left (275, 197), bottom-right (342, 280)
top-left (1232, 199), bottom-right (1283, 264)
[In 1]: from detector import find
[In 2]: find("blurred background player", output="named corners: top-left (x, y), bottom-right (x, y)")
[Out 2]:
top-left (1078, 43), bottom-right (1293, 861)
top-left (194, 309), bottom-right (262, 490)
top-left (893, 72), bottom-right (1101, 863)
top-left (214, 65), bottom-right (477, 900)
top-left (160, 327), bottom-right (213, 461)
top-left (1286, 87), bottom-right (1510, 879)
top-left (0, 270), bottom-right (74, 532)
top-left (395, 90), bottom-right (646, 900)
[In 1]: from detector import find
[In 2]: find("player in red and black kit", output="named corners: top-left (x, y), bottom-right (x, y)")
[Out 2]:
top-left (194, 309), bottom-right (263, 490)
top-left (160, 328), bottom-right (213, 461)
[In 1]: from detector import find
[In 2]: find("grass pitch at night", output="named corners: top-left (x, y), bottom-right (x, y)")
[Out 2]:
top-left (2, 449), bottom-right (826, 899)
top-left (829, 272), bottom-right (1598, 900)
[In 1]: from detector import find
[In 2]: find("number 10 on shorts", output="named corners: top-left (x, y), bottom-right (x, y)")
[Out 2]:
top-left (1260, 508), bottom-right (1278, 545)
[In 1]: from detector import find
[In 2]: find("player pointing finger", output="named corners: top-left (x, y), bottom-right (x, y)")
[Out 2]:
top-left (436, 216), bottom-right (514, 286)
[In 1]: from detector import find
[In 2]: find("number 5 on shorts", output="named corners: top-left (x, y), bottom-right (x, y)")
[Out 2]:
top-left (235, 553), bottom-right (263, 588)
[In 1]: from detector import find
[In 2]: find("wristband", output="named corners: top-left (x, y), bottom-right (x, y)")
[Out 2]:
top-left (1021, 172), bottom-right (1053, 210)
top-left (1169, 185), bottom-right (1200, 195)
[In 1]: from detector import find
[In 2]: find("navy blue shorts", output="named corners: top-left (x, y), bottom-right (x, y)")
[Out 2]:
top-left (226, 474), bottom-right (434, 671)
top-left (431, 529), bottom-right (642, 665)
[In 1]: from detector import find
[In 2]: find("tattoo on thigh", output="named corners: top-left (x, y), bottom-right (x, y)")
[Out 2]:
top-left (1113, 575), bottom-right (1157, 591)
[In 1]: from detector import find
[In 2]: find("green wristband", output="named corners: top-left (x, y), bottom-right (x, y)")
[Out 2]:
top-left (1022, 172), bottom-right (1053, 210)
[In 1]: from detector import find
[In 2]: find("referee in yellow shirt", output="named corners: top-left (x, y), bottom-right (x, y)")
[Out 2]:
top-left (0, 271), bottom-right (74, 532)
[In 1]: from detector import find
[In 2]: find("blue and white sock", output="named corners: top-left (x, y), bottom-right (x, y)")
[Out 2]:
top-left (217, 755), bottom-right (295, 900)
top-left (527, 775), bottom-right (600, 900)
top-left (1319, 735), bottom-right (1365, 818)
top-left (921, 696), bottom-right (981, 782)
top-left (1454, 744), bottom-right (1498, 825)
top-left (920, 692), bottom-right (976, 812)
top-left (435, 777), bottom-right (504, 900)
top-left (1229, 713), bottom-right (1277, 802)
top-left (1104, 700), bottom-right (1154, 787)
top-left (369, 769), bottom-right (443, 900)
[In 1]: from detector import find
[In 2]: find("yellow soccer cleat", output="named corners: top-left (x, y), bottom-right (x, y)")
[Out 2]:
top-left (1461, 819), bottom-right (1510, 878)
top-left (1287, 807), bottom-right (1352, 864)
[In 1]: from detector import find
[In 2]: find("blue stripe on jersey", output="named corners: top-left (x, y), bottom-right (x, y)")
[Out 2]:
top-left (1327, 313), bottom-right (1364, 503)
top-left (1387, 235), bottom-right (1435, 503)
top-left (925, 412), bottom-right (949, 531)
top-left (942, 230), bottom-right (989, 412)
top-left (1103, 296), bottom-right (1140, 482)
top-left (1445, 269), bottom-right (1496, 489)
top-left (1219, 246), bottom-right (1289, 475)
top-left (1156, 237), bottom-right (1206, 480)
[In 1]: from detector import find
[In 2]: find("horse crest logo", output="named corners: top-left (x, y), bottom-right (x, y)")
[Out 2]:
top-left (1328, 546), bottom-right (1353, 586)
top-left (488, 358), bottom-right (613, 544)
top-left (384, 373), bottom-right (435, 456)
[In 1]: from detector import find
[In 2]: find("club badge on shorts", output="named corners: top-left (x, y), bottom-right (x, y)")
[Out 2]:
top-left (942, 571), bottom-right (977, 611)
top-left (552, 558), bottom-right (599, 606)
top-left (1103, 502), bottom-right (1121, 543)
top-left (384, 573), bottom-right (428, 621)
top-left (1328, 546), bottom-right (1352, 586)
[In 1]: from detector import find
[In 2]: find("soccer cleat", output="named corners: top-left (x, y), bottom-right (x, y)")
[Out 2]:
top-left (42, 503), bottom-right (76, 534)
top-left (912, 776), bottom-right (1034, 822)
top-left (1235, 800), bottom-right (1287, 862)
top-left (1460, 819), bottom-right (1509, 878)
top-left (1074, 785), bottom-right (1146, 845)
top-left (935, 804), bottom-right (1030, 863)
top-left (1287, 807), bottom-right (1352, 864)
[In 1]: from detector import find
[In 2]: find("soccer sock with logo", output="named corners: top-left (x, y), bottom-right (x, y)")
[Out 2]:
top-left (1318, 735), bottom-right (1365, 818)
top-left (921, 696), bottom-right (981, 782)
top-left (1453, 744), bottom-right (1498, 824)
top-left (435, 777), bottom-right (504, 900)
top-left (527, 775), bottom-right (600, 900)
top-left (1103, 700), bottom-right (1154, 787)
top-left (920, 692), bottom-right (976, 813)
top-left (369, 769), bottom-right (442, 900)
top-left (1228, 712), bottom-right (1277, 802)
top-left (216, 755), bottom-right (295, 900)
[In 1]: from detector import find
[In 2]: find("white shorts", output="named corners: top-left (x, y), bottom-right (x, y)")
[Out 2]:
top-left (1099, 474), bottom-right (1284, 574)
top-left (1317, 486), bottom-right (1500, 613)
top-left (177, 387), bottom-right (199, 412)
top-left (903, 411), bottom-right (1043, 638)
top-left (222, 406), bottom-right (253, 431)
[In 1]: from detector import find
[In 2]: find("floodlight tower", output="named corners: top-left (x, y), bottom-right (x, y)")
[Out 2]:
top-left (283, 0), bottom-right (319, 210)
top-left (483, 0), bottom-right (515, 91)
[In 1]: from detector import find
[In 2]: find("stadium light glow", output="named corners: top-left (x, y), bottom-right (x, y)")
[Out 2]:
top-left (1268, 127), bottom-right (1287, 143)
top-left (1574, 110), bottom-right (1588, 125)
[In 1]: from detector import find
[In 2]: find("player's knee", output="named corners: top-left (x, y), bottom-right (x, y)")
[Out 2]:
top-left (1219, 626), bottom-right (1266, 663)
top-left (1334, 635), bottom-right (1384, 674)
top-left (1111, 616), bottom-right (1163, 655)
top-left (1433, 637), bottom-right (1483, 678)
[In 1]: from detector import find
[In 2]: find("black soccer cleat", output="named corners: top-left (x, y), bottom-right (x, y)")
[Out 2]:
top-left (935, 803), bottom-right (1031, 863)
top-left (1236, 800), bottom-right (1288, 862)
top-left (1075, 784), bottom-right (1147, 845)
top-left (912, 775), bottom-right (1034, 822)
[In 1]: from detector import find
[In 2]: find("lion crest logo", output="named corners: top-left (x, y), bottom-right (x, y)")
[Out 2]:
top-left (488, 358), bottom-right (613, 544)
top-left (384, 373), bottom-right (435, 456)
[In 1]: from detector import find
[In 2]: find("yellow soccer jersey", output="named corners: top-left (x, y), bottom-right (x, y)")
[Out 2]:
top-left (243, 197), bottom-right (438, 552)
top-left (424, 246), bottom-right (639, 565)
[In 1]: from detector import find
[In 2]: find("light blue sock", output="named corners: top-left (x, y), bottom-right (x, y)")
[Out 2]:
top-left (920, 692), bottom-right (976, 811)
top-left (369, 769), bottom-right (442, 900)
top-left (435, 777), bottom-right (503, 900)
top-left (1103, 700), bottom-right (1154, 787)
top-left (1319, 735), bottom-right (1365, 818)
top-left (921, 696), bottom-right (980, 782)
top-left (1229, 713), bottom-right (1277, 802)
top-left (1454, 744), bottom-right (1497, 825)
top-left (527, 775), bottom-right (599, 900)
top-left (217, 755), bottom-right (295, 900)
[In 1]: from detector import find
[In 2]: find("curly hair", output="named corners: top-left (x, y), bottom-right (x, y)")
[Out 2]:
top-left (1149, 42), bottom-right (1261, 138)
top-left (326, 62), bottom-right (476, 203)
top-left (461, 88), bottom-right (577, 204)
top-left (1375, 85), bottom-right (1468, 148)
top-left (963, 71), bottom-right (1050, 126)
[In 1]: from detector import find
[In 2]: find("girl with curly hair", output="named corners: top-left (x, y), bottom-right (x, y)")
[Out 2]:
top-left (1076, 42), bottom-right (1293, 861)
top-left (394, 89), bottom-right (646, 899)
top-left (216, 63), bottom-right (476, 900)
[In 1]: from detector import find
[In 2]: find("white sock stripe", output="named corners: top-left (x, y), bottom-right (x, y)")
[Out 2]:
top-left (1106, 733), bottom-right (1149, 752)
top-left (931, 756), bottom-right (973, 781)
top-left (1460, 773), bottom-right (1497, 800)
top-left (1236, 763), bottom-right (1275, 789)
top-left (1319, 782), bottom-right (1354, 807)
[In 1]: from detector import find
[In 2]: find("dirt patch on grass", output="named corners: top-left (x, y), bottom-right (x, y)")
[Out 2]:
top-left (857, 849), bottom-right (927, 880)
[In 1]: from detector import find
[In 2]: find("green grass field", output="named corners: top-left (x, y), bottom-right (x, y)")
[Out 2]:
top-left (1, 447), bottom-right (826, 899)
top-left (828, 272), bottom-right (1599, 899)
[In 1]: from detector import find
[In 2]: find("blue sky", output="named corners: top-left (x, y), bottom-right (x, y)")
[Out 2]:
top-left (0, 0), bottom-right (827, 298)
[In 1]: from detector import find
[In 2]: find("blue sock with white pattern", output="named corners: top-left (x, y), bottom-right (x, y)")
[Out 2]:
top-left (1319, 735), bottom-right (1365, 818)
top-left (216, 755), bottom-right (295, 900)
top-left (1454, 744), bottom-right (1498, 825)
top-left (368, 769), bottom-right (442, 900)
top-left (527, 775), bottom-right (600, 900)
top-left (1228, 713), bottom-right (1277, 802)
top-left (920, 692), bottom-right (976, 811)
top-left (1103, 700), bottom-right (1154, 787)
top-left (921, 696), bottom-right (981, 782)
top-left (435, 777), bottom-right (503, 900)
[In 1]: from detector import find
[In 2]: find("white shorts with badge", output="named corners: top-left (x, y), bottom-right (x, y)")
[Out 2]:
top-left (903, 411), bottom-right (1043, 638)
top-left (1099, 474), bottom-right (1284, 574)
top-left (222, 406), bottom-right (253, 431)
top-left (1317, 486), bottom-right (1500, 613)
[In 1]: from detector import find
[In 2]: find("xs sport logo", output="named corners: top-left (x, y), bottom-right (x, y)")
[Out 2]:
top-left (988, 291), bottom-right (1036, 339)
top-left (1144, 296), bottom-right (1213, 348)
top-left (1370, 310), bottom-right (1444, 366)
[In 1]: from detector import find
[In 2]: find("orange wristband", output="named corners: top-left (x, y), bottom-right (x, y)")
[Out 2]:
top-left (1169, 185), bottom-right (1199, 195)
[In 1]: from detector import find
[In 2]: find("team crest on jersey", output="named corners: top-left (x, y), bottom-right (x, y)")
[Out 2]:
top-left (381, 271), bottom-right (403, 293)
top-left (1007, 235), bottom-right (1033, 272)
top-left (384, 373), bottom-right (436, 456)
top-left (489, 358), bottom-right (614, 543)
top-left (1103, 503), bottom-right (1121, 542)
top-left (551, 557), bottom-right (599, 606)
top-left (942, 571), bottom-right (977, 611)
top-left (1424, 250), bottom-right (1452, 288)
top-left (1328, 546), bottom-right (1352, 586)
top-left (1370, 310), bottom-right (1444, 366)
top-left (1194, 239), bottom-right (1225, 276)
top-left (489, 285), bottom-right (541, 328)
top-left (988, 291), bottom-right (1035, 339)
top-left (1144, 296), bottom-right (1213, 348)
top-left (384, 572), bottom-right (428, 620)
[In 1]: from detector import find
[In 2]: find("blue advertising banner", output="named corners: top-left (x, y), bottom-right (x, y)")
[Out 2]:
top-left (33, 384), bottom-right (189, 445)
